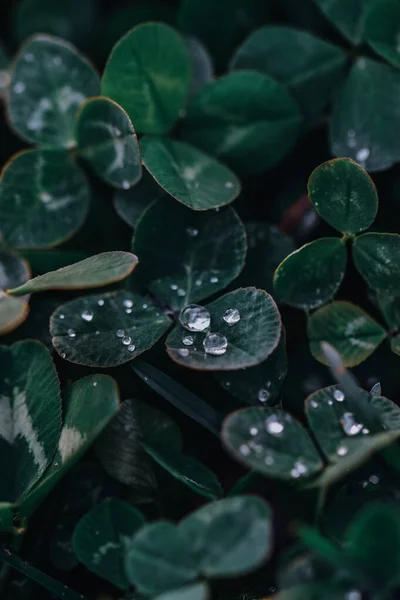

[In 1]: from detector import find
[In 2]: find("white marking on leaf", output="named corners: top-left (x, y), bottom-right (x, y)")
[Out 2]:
top-left (57, 86), bottom-right (86, 113)
top-left (27, 98), bottom-right (52, 131)
top-left (93, 541), bottom-right (120, 564)
top-left (13, 388), bottom-right (46, 471)
top-left (58, 426), bottom-right (85, 463)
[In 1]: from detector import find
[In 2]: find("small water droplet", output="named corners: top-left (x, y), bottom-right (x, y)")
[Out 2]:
top-left (126, 308), bottom-right (132, 314)
top-left (291, 460), bottom-right (308, 479)
top-left (356, 147), bottom-right (370, 163)
top-left (95, 330), bottom-right (100, 335)
top-left (97, 299), bottom-right (104, 306)
top-left (40, 191), bottom-right (52, 203)
top-left (93, 382), bottom-right (98, 387)
top-left (53, 55), bottom-right (62, 66)
top-left (369, 474), bottom-right (379, 484)
top-left (170, 283), bottom-right (178, 290)
top-left (116, 330), bottom-right (124, 338)
top-left (345, 590), bottom-right (362, 600)
top-left (334, 389), bottom-right (345, 402)
top-left (186, 227), bottom-right (198, 237)
top-left (59, 314), bottom-right (65, 319)
top-left (362, 428), bottom-right (370, 434)
top-left (265, 415), bottom-right (284, 435)
top-left (177, 288), bottom-right (186, 297)
top-left (223, 308), bottom-right (240, 325)
top-left (61, 352), bottom-right (66, 358)
top-left (14, 82), bottom-right (25, 94)
top-left (178, 348), bottom-right (189, 357)
top-left (195, 279), bottom-right (202, 286)
top-left (328, 399), bottom-right (333, 405)
top-left (128, 344), bottom-right (136, 352)
top-left (341, 412), bottom-right (363, 436)
top-left (180, 304), bottom-right (210, 331)
top-left (142, 303), bottom-right (148, 309)
top-left (225, 181), bottom-right (234, 189)
top-left (81, 310), bottom-right (93, 322)
top-left (310, 399), bottom-right (319, 408)
top-left (182, 334), bottom-right (194, 346)
top-left (123, 299), bottom-right (134, 308)
top-left (24, 53), bottom-right (34, 63)
top-left (249, 427), bottom-right (258, 436)
top-left (203, 332), bottom-right (228, 355)
top-left (265, 455), bottom-right (274, 465)
top-left (67, 329), bottom-right (76, 338)
top-left (240, 444), bottom-right (250, 456)
top-left (258, 388), bottom-right (270, 403)
top-left (210, 276), bottom-right (218, 283)
top-left (337, 445), bottom-right (348, 457)
top-left (122, 336), bottom-right (131, 345)
top-left (122, 180), bottom-right (130, 189)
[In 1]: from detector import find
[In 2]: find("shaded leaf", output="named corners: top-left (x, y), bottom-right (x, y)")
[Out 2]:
top-left (132, 198), bottom-right (246, 310)
top-left (307, 158), bottom-right (378, 234)
top-left (8, 34), bottom-right (100, 147)
top-left (313, 0), bottom-right (370, 43)
top-left (102, 22), bottom-right (191, 134)
top-left (9, 252), bottom-right (138, 296)
top-left (51, 291), bottom-right (171, 367)
top-left (113, 170), bottom-right (166, 228)
top-left (141, 136), bottom-right (240, 210)
top-left (183, 71), bottom-right (301, 173)
top-left (76, 97), bottom-right (141, 189)
top-left (353, 232), bottom-right (400, 295)
top-left (308, 301), bottom-right (386, 367)
top-left (154, 583), bottom-right (209, 600)
top-left (222, 407), bottom-right (323, 481)
top-left (231, 26), bottom-right (346, 125)
top-left (185, 37), bottom-right (214, 98)
top-left (273, 238), bottom-right (347, 310)
top-left (376, 293), bottom-right (400, 331)
top-left (0, 149), bottom-right (90, 248)
top-left (166, 288), bottom-right (281, 371)
top-left (73, 498), bottom-right (144, 589)
top-left (365, 0), bottom-right (400, 68)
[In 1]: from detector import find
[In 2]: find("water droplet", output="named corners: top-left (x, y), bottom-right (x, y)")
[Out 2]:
top-left (328, 399), bottom-right (333, 405)
top-left (334, 389), bottom-right (345, 402)
top-left (310, 399), bottom-right (319, 408)
top-left (97, 299), bottom-right (104, 306)
top-left (337, 445), bottom-right (348, 457)
top-left (240, 444), bottom-right (250, 456)
top-left (186, 227), bottom-right (198, 237)
top-left (182, 334), bottom-right (194, 346)
top-left (356, 147), bottom-right (370, 163)
top-left (341, 412), bottom-right (363, 436)
top-left (116, 330), bottom-right (124, 338)
top-left (225, 381), bottom-right (231, 387)
top-left (223, 308), bottom-right (240, 325)
top-left (142, 303), bottom-right (148, 309)
top-left (128, 344), bottom-right (136, 352)
top-left (210, 276), bottom-right (218, 283)
top-left (249, 427), bottom-right (258, 436)
top-left (61, 352), bottom-right (66, 358)
top-left (345, 591), bottom-right (362, 600)
top-left (13, 82), bottom-right (25, 94)
top-left (24, 53), bottom-right (34, 63)
top-left (195, 279), bottom-right (202, 286)
top-left (362, 428), bottom-right (370, 434)
top-left (203, 332), bottom-right (228, 355)
top-left (265, 455), bottom-right (274, 465)
top-left (225, 181), bottom-right (234, 189)
top-left (170, 284), bottom-right (178, 290)
top-left (265, 415), bottom-right (284, 435)
top-left (67, 328), bottom-right (76, 338)
top-left (291, 460), bottom-right (308, 479)
top-left (93, 382), bottom-right (98, 387)
top-left (53, 55), bottom-right (62, 66)
top-left (123, 299), bottom-right (134, 308)
top-left (40, 191), bottom-right (52, 203)
top-left (258, 388), bottom-right (270, 403)
top-left (126, 308), bottom-right (132, 314)
top-left (180, 304), bottom-right (210, 331)
top-left (122, 180), bottom-right (130, 189)
top-left (122, 336), bottom-right (131, 345)
top-left (177, 288), bottom-right (186, 297)
top-left (369, 474), bottom-right (379, 484)
top-left (178, 348), bottom-right (189, 357)
top-left (95, 330), bottom-right (100, 335)
top-left (59, 314), bottom-right (65, 319)
top-left (370, 382), bottom-right (381, 397)
top-left (81, 310), bottom-right (93, 322)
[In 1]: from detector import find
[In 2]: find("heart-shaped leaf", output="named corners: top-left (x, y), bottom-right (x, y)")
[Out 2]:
top-left (154, 583), bottom-right (209, 600)
top-left (8, 252), bottom-right (138, 296)
top-left (113, 170), bottom-right (166, 228)
top-left (273, 238), bottom-right (347, 310)
top-left (132, 198), bottom-right (246, 310)
top-left (102, 22), bottom-right (191, 134)
top-left (221, 407), bottom-right (323, 481)
top-left (178, 496), bottom-right (272, 577)
top-left (140, 136), bottom-right (241, 210)
top-left (364, 0), bottom-right (400, 68)
top-left (331, 58), bottom-right (400, 172)
top-left (313, 0), bottom-right (370, 44)
top-left (76, 97), bottom-right (141, 189)
top-left (73, 498), bottom-right (145, 589)
top-left (21, 374), bottom-right (120, 519)
top-left (182, 71), bottom-right (301, 173)
top-left (0, 249), bottom-right (30, 334)
top-left (230, 26), bottom-right (346, 125)
top-left (308, 302), bottom-right (386, 367)
top-left (166, 288), bottom-right (281, 371)
top-left (0, 149), bottom-right (90, 248)
top-left (353, 233), bottom-right (400, 295)
top-left (50, 291), bottom-right (171, 367)
top-left (8, 34), bottom-right (100, 147)
top-left (0, 340), bottom-right (61, 516)
top-left (307, 158), bottom-right (378, 234)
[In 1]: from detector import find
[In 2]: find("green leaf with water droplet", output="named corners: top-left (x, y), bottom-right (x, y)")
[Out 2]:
top-left (132, 198), bottom-right (246, 310)
top-left (21, 374), bottom-right (119, 519)
top-left (331, 58), bottom-right (400, 172)
top-left (230, 26), bottom-right (346, 126)
top-left (308, 301), bottom-right (386, 367)
top-left (101, 22), bottom-right (191, 134)
top-left (0, 149), bottom-right (90, 248)
top-left (76, 97), bottom-right (141, 189)
top-left (8, 251), bottom-right (138, 296)
top-left (8, 34), bottom-right (100, 147)
top-left (178, 496), bottom-right (272, 577)
top-left (353, 233), bottom-right (400, 295)
top-left (50, 290), bottom-right (171, 367)
top-left (154, 583), bottom-right (209, 600)
top-left (307, 158), bottom-right (378, 234)
top-left (364, 0), bottom-right (400, 68)
top-left (0, 340), bottom-right (61, 527)
top-left (182, 71), bottom-right (301, 174)
top-left (221, 407), bottom-right (323, 481)
top-left (0, 248), bottom-right (30, 335)
top-left (113, 170), bottom-right (166, 228)
top-left (313, 0), bottom-right (370, 44)
top-left (73, 498), bottom-right (145, 589)
top-left (166, 287), bottom-right (281, 371)
top-left (273, 238), bottom-right (347, 310)
top-left (140, 136), bottom-right (240, 210)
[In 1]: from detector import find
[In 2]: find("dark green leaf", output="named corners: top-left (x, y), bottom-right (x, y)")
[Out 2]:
top-left (273, 238), bottom-right (347, 310)
top-left (166, 288), bottom-right (281, 371)
top-left (50, 290), bottom-right (171, 367)
top-left (154, 583), bottom-right (209, 600)
top-left (365, 0), bottom-right (400, 68)
top-left (8, 34), bottom-right (100, 147)
top-left (125, 521), bottom-right (198, 595)
top-left (140, 136), bottom-right (241, 210)
top-left (76, 97), bottom-right (141, 189)
top-left (353, 233), bottom-right (400, 295)
top-left (313, 0), bottom-right (370, 43)
top-left (73, 498), bottom-right (145, 589)
top-left (183, 71), bottom-right (301, 173)
top-left (113, 170), bottom-right (166, 228)
top-left (185, 37), bottom-right (214, 98)
top-left (230, 26), bottom-right (346, 125)
top-left (0, 249), bottom-right (30, 335)
top-left (178, 496), bottom-right (272, 577)
top-left (331, 57), bottom-right (400, 172)
top-left (307, 158), bottom-right (378, 234)
top-left (101, 23), bottom-right (191, 134)
top-left (9, 252), bottom-right (138, 296)
top-left (0, 341), bottom-right (61, 512)
top-left (376, 293), bottom-right (400, 331)
top-left (132, 199), bottom-right (246, 310)
top-left (0, 149), bottom-right (90, 248)
top-left (20, 249), bottom-right (89, 273)
top-left (221, 407), bottom-right (323, 481)
top-left (308, 301), bottom-right (386, 367)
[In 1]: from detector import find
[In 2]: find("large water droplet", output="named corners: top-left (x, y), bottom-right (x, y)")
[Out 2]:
top-left (203, 332), bottom-right (228, 355)
top-left (223, 308), bottom-right (240, 325)
top-left (334, 389), bottom-right (345, 402)
top-left (182, 334), bottom-right (194, 346)
top-left (258, 388), bottom-right (270, 403)
top-left (81, 310), bottom-right (93, 322)
top-left (341, 412), bottom-right (363, 436)
top-left (123, 299), bottom-right (134, 308)
top-left (265, 415), bottom-right (284, 435)
top-left (179, 304), bottom-right (210, 331)
top-left (122, 336), bottom-right (131, 346)
top-left (116, 330), bottom-right (124, 338)
top-left (67, 329), bottom-right (76, 338)
top-left (128, 344), bottom-right (136, 352)
top-left (369, 474), bottom-right (379, 484)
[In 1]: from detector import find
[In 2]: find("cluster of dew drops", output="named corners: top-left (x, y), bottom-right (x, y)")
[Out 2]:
top-left (177, 304), bottom-right (240, 357)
